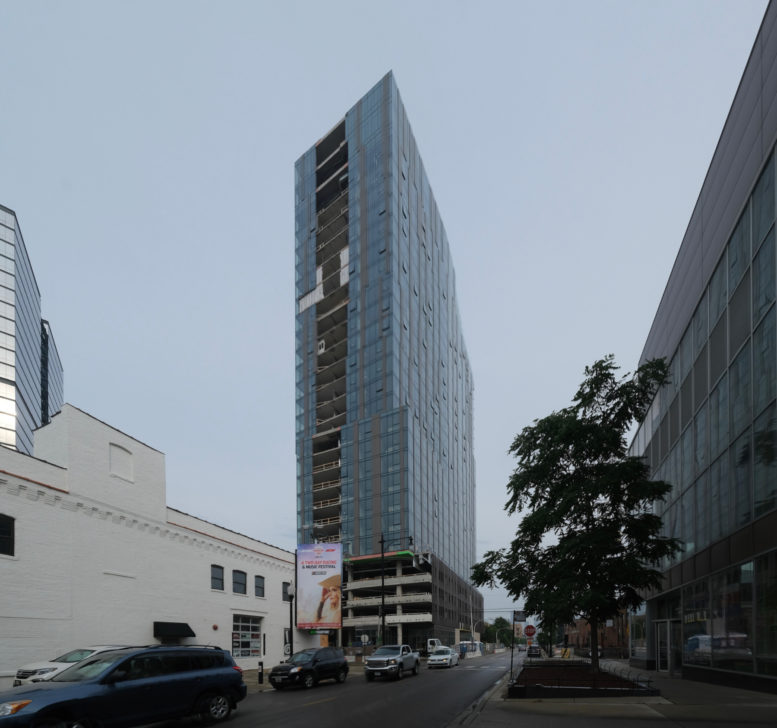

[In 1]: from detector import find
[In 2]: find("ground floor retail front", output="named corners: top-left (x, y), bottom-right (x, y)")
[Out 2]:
top-left (630, 545), bottom-right (777, 692)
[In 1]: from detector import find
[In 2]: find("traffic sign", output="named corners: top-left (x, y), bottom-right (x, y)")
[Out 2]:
top-left (524, 625), bottom-right (536, 637)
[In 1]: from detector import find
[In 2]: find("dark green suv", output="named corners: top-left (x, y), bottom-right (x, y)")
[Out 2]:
top-left (0, 645), bottom-right (247, 727)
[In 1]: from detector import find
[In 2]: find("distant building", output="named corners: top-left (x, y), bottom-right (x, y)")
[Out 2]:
top-left (629, 1), bottom-right (777, 690)
top-left (565, 613), bottom-right (629, 658)
top-left (0, 404), bottom-right (296, 687)
top-left (294, 72), bottom-right (482, 649)
top-left (0, 204), bottom-right (63, 454)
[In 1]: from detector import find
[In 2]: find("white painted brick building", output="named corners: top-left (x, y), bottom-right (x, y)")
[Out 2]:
top-left (0, 404), bottom-right (303, 687)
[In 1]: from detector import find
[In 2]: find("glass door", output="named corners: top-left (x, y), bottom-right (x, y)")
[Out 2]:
top-left (656, 621), bottom-right (669, 671)
top-left (671, 620), bottom-right (682, 673)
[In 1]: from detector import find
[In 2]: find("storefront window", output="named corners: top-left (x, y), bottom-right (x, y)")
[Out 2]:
top-left (755, 551), bottom-right (777, 676)
top-left (710, 563), bottom-right (754, 673)
top-left (232, 614), bottom-right (262, 658)
top-left (683, 580), bottom-right (711, 666)
top-left (630, 605), bottom-right (647, 661)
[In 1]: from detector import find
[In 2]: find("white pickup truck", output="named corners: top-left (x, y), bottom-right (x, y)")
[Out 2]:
top-left (364, 644), bottom-right (421, 681)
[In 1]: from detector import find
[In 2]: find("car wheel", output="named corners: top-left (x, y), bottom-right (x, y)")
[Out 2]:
top-left (395, 667), bottom-right (403, 680)
top-left (365, 671), bottom-right (375, 682)
top-left (412, 662), bottom-right (419, 676)
top-left (335, 668), bottom-right (347, 683)
top-left (302, 672), bottom-right (316, 689)
top-left (198, 693), bottom-right (232, 724)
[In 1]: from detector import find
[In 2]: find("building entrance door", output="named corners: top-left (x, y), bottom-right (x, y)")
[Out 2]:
top-left (656, 620), bottom-right (683, 674)
top-left (656, 621), bottom-right (669, 672)
top-left (670, 620), bottom-right (682, 674)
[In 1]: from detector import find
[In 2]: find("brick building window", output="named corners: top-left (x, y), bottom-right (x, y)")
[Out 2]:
top-left (0, 514), bottom-right (14, 556)
top-left (211, 564), bottom-right (224, 590)
top-left (233, 570), bottom-right (247, 594)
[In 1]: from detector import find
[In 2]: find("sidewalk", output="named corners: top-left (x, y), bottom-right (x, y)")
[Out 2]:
top-left (459, 660), bottom-right (777, 726)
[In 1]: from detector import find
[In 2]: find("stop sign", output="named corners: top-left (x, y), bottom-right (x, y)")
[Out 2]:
top-left (524, 625), bottom-right (536, 637)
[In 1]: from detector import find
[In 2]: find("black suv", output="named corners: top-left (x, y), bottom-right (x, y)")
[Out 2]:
top-left (0, 645), bottom-right (246, 727)
top-left (268, 647), bottom-right (348, 689)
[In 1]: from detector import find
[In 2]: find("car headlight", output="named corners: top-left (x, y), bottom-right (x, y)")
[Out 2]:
top-left (289, 666), bottom-right (301, 674)
top-left (33, 668), bottom-right (57, 676)
top-left (0, 700), bottom-right (32, 716)
top-left (388, 659), bottom-right (397, 665)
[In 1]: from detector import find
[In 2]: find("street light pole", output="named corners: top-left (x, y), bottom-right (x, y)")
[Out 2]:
top-left (510, 611), bottom-right (517, 682)
top-left (288, 583), bottom-right (295, 657)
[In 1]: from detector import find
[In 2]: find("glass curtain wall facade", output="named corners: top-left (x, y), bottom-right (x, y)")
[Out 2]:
top-left (295, 73), bottom-right (480, 641)
top-left (629, 3), bottom-right (777, 688)
top-left (0, 205), bottom-right (63, 455)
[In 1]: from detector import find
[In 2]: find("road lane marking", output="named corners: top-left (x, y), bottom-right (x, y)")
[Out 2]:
top-left (302, 696), bottom-right (338, 707)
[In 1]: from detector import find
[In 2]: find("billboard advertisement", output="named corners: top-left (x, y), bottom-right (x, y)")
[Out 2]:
top-left (296, 543), bottom-right (342, 630)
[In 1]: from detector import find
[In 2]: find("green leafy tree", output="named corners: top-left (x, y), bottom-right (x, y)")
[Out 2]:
top-left (483, 616), bottom-right (513, 646)
top-left (472, 355), bottom-right (682, 671)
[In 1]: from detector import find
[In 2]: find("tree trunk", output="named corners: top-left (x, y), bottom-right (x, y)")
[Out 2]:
top-left (589, 616), bottom-right (600, 672)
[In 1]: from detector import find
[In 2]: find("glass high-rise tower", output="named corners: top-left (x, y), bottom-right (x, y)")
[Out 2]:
top-left (294, 73), bottom-right (481, 646)
top-left (0, 204), bottom-right (63, 455)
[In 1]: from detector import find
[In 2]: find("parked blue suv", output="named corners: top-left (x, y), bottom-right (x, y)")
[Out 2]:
top-left (0, 645), bottom-right (246, 727)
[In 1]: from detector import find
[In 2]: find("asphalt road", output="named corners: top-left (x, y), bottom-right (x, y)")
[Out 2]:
top-left (230, 651), bottom-right (514, 728)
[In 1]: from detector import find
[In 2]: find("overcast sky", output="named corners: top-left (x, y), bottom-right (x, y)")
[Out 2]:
top-left (0, 0), bottom-right (769, 621)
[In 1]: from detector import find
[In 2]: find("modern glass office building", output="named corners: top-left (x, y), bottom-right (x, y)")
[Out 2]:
top-left (294, 73), bottom-right (482, 646)
top-left (0, 204), bottom-right (64, 455)
top-left (629, 2), bottom-right (777, 690)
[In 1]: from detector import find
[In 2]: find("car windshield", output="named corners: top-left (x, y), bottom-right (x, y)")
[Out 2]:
top-left (372, 646), bottom-right (399, 656)
top-left (51, 648), bottom-right (97, 663)
top-left (432, 648), bottom-right (450, 655)
top-left (51, 652), bottom-right (129, 682)
top-left (288, 650), bottom-right (315, 665)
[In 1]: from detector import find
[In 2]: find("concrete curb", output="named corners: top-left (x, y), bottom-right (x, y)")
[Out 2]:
top-left (450, 672), bottom-right (510, 727)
